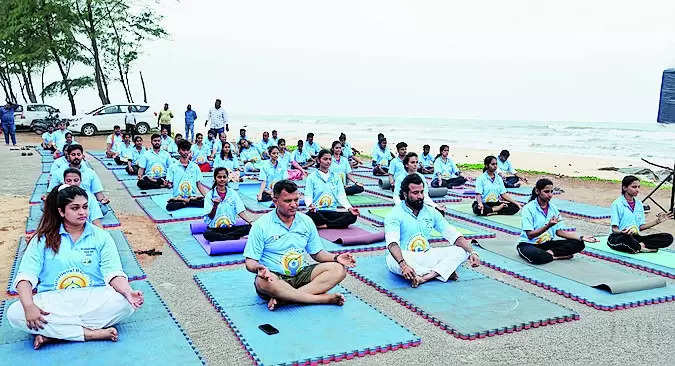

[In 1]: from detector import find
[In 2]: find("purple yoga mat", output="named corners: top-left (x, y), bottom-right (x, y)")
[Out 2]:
top-left (194, 234), bottom-right (247, 255)
top-left (318, 226), bottom-right (385, 246)
top-left (190, 219), bottom-right (248, 234)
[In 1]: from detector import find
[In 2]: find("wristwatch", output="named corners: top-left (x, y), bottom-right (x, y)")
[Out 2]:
top-left (333, 254), bottom-right (339, 262)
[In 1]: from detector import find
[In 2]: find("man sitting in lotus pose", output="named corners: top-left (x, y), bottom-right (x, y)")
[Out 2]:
top-left (137, 134), bottom-right (172, 189)
top-left (384, 174), bottom-right (480, 287)
top-left (244, 180), bottom-right (357, 311)
top-left (165, 139), bottom-right (210, 211)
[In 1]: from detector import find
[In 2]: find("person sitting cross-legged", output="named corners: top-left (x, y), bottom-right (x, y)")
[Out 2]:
top-left (7, 185), bottom-right (143, 350)
top-left (165, 139), bottom-right (210, 211)
top-left (244, 180), bottom-right (357, 311)
top-left (137, 134), bottom-right (172, 190)
top-left (203, 167), bottom-right (255, 241)
top-left (305, 149), bottom-right (359, 229)
top-left (385, 174), bottom-right (480, 287)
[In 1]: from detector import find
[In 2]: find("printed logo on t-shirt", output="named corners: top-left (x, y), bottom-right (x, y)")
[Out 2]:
top-left (55, 270), bottom-right (91, 290)
top-left (534, 232), bottom-right (552, 245)
top-left (627, 225), bottom-right (639, 235)
top-left (195, 155), bottom-right (206, 164)
top-left (179, 181), bottom-right (193, 197)
top-left (484, 192), bottom-right (498, 203)
top-left (214, 216), bottom-right (233, 228)
top-left (316, 193), bottom-right (334, 208)
top-left (150, 163), bottom-right (164, 178)
top-left (281, 249), bottom-right (304, 276)
top-left (407, 234), bottom-right (429, 252)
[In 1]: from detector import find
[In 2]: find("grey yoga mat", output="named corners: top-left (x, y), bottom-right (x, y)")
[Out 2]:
top-left (378, 178), bottom-right (392, 190)
top-left (479, 240), bottom-right (666, 294)
top-left (428, 187), bottom-right (448, 198)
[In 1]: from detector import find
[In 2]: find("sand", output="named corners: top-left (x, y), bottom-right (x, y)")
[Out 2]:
top-left (1, 131), bottom-right (674, 365)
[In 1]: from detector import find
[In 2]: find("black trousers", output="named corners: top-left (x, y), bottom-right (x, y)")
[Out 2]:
top-left (472, 201), bottom-right (520, 216)
top-left (517, 239), bottom-right (585, 265)
top-left (113, 156), bottom-right (127, 165)
top-left (126, 165), bottom-right (139, 176)
top-left (306, 210), bottom-right (357, 229)
top-left (166, 196), bottom-right (204, 211)
top-left (345, 184), bottom-right (364, 196)
top-left (431, 176), bottom-right (467, 188)
top-left (125, 123), bottom-right (136, 139)
top-left (503, 176), bottom-right (520, 188)
top-left (607, 232), bottom-right (673, 253)
top-left (203, 225), bottom-right (252, 241)
top-left (258, 191), bottom-right (272, 202)
top-left (137, 176), bottom-right (167, 190)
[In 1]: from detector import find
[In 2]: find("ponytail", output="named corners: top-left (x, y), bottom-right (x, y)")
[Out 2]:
top-left (529, 178), bottom-right (554, 202)
top-left (434, 144), bottom-right (449, 162)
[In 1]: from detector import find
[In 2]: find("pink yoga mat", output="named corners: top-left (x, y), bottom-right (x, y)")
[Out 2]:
top-left (194, 234), bottom-right (247, 255)
top-left (319, 226), bottom-right (385, 245)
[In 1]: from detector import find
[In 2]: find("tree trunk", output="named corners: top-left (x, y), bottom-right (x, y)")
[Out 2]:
top-left (50, 48), bottom-right (77, 115)
top-left (139, 70), bottom-right (147, 103)
top-left (125, 70), bottom-right (133, 102)
top-left (16, 74), bottom-right (28, 103)
top-left (40, 65), bottom-right (46, 103)
top-left (1, 66), bottom-right (17, 103)
top-left (85, 0), bottom-right (109, 105)
top-left (27, 66), bottom-right (38, 103)
top-left (104, 4), bottom-right (131, 102)
top-left (19, 63), bottom-right (37, 103)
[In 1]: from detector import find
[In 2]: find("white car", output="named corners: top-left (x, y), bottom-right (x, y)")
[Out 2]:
top-left (68, 104), bottom-right (154, 136)
top-left (13, 103), bottom-right (60, 128)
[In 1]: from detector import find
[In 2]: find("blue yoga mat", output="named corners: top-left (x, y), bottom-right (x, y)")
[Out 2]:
top-left (29, 185), bottom-right (47, 204)
top-left (476, 247), bottom-right (675, 311)
top-left (157, 222), bottom-right (245, 268)
top-left (26, 205), bottom-right (120, 233)
top-left (121, 179), bottom-right (171, 197)
top-left (35, 148), bottom-right (52, 157)
top-left (7, 231), bottom-right (146, 295)
top-left (350, 255), bottom-right (579, 339)
top-left (0, 281), bottom-right (203, 365)
top-left (87, 151), bottom-right (126, 170)
top-left (195, 269), bottom-right (420, 365)
top-left (41, 163), bottom-right (51, 173)
top-left (135, 194), bottom-right (204, 223)
top-left (516, 197), bottom-right (610, 219)
top-left (237, 182), bottom-right (275, 213)
top-left (36, 173), bottom-right (49, 185)
top-left (364, 186), bottom-right (461, 204)
top-left (112, 169), bottom-right (138, 181)
top-left (582, 237), bottom-right (675, 278)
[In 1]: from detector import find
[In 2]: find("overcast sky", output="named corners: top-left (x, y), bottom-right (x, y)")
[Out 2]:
top-left (42, 0), bottom-right (675, 122)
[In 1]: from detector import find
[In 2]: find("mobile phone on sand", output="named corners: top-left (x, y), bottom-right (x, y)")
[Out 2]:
top-left (258, 324), bottom-right (279, 335)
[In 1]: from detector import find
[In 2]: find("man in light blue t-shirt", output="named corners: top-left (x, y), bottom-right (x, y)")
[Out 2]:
top-left (497, 150), bottom-right (528, 188)
top-left (243, 180), bottom-right (357, 311)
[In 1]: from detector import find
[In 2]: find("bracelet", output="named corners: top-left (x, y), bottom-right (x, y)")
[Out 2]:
top-left (397, 258), bottom-right (405, 264)
top-left (333, 254), bottom-right (339, 262)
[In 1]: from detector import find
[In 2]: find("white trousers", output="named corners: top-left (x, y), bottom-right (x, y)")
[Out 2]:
top-left (7, 286), bottom-right (135, 342)
top-left (386, 246), bottom-right (469, 282)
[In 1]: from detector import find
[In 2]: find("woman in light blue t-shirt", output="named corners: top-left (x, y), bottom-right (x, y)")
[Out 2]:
top-left (472, 155), bottom-right (521, 216)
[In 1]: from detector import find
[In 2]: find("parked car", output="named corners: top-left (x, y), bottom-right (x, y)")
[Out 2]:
top-left (13, 103), bottom-right (60, 129)
top-left (68, 104), bottom-right (153, 136)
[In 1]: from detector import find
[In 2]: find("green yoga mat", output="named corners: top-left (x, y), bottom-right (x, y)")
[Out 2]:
top-left (450, 203), bottom-right (523, 227)
top-left (480, 240), bottom-right (666, 294)
top-left (347, 194), bottom-right (389, 206)
top-left (368, 208), bottom-right (481, 238)
top-left (586, 236), bottom-right (675, 268)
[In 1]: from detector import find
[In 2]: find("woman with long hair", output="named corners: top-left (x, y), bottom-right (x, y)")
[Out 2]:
top-left (277, 138), bottom-right (306, 180)
top-left (472, 155), bottom-right (521, 216)
top-left (431, 144), bottom-right (467, 188)
top-left (517, 178), bottom-right (598, 264)
top-left (239, 138), bottom-right (263, 173)
top-left (257, 145), bottom-right (288, 202)
top-left (202, 167), bottom-right (253, 241)
top-left (7, 185), bottom-right (143, 349)
top-left (339, 132), bottom-right (362, 168)
top-left (330, 141), bottom-right (364, 195)
top-left (607, 175), bottom-right (673, 253)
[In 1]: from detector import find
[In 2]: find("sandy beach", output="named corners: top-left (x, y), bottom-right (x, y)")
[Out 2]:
top-left (0, 131), bottom-right (673, 365)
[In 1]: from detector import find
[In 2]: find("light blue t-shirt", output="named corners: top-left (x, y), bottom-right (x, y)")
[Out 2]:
top-left (190, 143), bottom-right (212, 165)
top-left (329, 156), bottom-right (352, 185)
top-left (214, 155), bottom-right (240, 171)
top-left (384, 203), bottom-right (460, 252)
top-left (52, 129), bottom-right (71, 150)
top-left (304, 170), bottom-right (348, 210)
top-left (305, 141), bottom-right (321, 156)
top-left (203, 188), bottom-right (246, 228)
top-left (610, 195), bottom-right (645, 234)
top-left (259, 160), bottom-right (289, 189)
top-left (212, 140), bottom-right (229, 156)
top-left (342, 141), bottom-right (354, 158)
top-left (278, 151), bottom-right (292, 170)
top-left (256, 139), bottom-right (273, 155)
top-left (138, 149), bottom-right (172, 178)
top-left (475, 172), bottom-right (506, 203)
top-left (167, 161), bottom-right (206, 198)
top-left (292, 149), bottom-right (311, 164)
top-left (48, 165), bottom-right (103, 194)
top-left (159, 135), bottom-right (174, 151)
top-left (519, 199), bottom-right (562, 244)
top-left (42, 132), bottom-right (54, 144)
top-left (204, 138), bottom-right (217, 154)
top-left (497, 158), bottom-right (515, 175)
top-left (388, 157), bottom-right (406, 181)
top-left (114, 141), bottom-right (133, 156)
top-left (371, 145), bottom-right (391, 166)
top-left (85, 191), bottom-right (104, 222)
top-left (14, 223), bottom-right (125, 293)
top-left (240, 147), bottom-right (262, 164)
top-left (49, 157), bottom-right (90, 177)
top-left (419, 153), bottom-right (434, 168)
top-left (434, 157), bottom-right (460, 180)
top-left (243, 211), bottom-right (323, 275)
top-left (127, 146), bottom-right (147, 165)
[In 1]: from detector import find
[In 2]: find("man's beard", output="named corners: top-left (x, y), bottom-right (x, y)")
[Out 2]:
top-left (406, 197), bottom-right (424, 210)
top-left (70, 158), bottom-right (81, 166)
top-left (153, 143), bottom-right (161, 149)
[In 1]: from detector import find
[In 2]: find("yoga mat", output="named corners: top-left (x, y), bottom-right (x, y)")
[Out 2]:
top-left (189, 219), bottom-right (248, 235)
top-left (86, 151), bottom-right (126, 170)
top-left (479, 240), bottom-right (666, 294)
top-left (158, 222), bottom-right (246, 268)
top-left (365, 185), bottom-right (461, 203)
top-left (349, 255), bottom-right (579, 340)
top-left (194, 269), bottom-right (420, 365)
top-left (476, 246), bottom-right (675, 311)
top-left (319, 226), bottom-right (385, 245)
top-left (446, 188), bottom-right (476, 198)
top-left (112, 168), bottom-right (138, 181)
top-left (0, 281), bottom-right (204, 365)
top-left (29, 184), bottom-right (47, 204)
top-left (36, 173), bottom-right (49, 185)
top-left (237, 182), bottom-right (275, 213)
top-left (25, 204), bottom-right (121, 234)
top-left (41, 163), bottom-right (51, 173)
top-left (346, 193), bottom-right (393, 207)
top-left (121, 179), bottom-right (171, 198)
top-left (361, 207), bottom-right (496, 240)
top-left (464, 182), bottom-right (556, 196)
top-left (35, 148), bottom-right (52, 156)
top-left (428, 187), bottom-right (448, 198)
top-left (7, 231), bottom-right (146, 295)
top-left (194, 234), bottom-right (247, 255)
top-left (516, 197), bottom-right (611, 219)
top-left (135, 194), bottom-right (204, 223)
top-left (582, 236), bottom-right (675, 278)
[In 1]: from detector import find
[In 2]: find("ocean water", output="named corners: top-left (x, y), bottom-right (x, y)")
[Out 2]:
top-left (236, 114), bottom-right (675, 161)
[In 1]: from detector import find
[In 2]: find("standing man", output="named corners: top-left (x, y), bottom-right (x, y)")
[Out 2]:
top-left (157, 103), bottom-right (174, 136)
top-left (124, 106), bottom-right (136, 139)
top-left (0, 100), bottom-right (19, 146)
top-left (205, 99), bottom-right (228, 137)
top-left (184, 104), bottom-right (197, 142)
